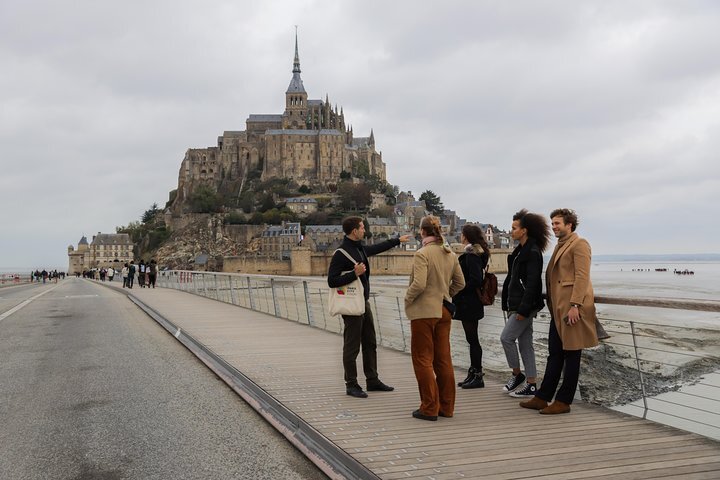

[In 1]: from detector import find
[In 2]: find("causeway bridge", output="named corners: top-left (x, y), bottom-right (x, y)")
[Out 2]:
top-left (2, 275), bottom-right (719, 479)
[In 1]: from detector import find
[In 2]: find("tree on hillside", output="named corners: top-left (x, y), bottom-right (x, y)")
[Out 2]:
top-left (419, 190), bottom-right (444, 216)
top-left (142, 203), bottom-right (160, 223)
top-left (338, 182), bottom-right (371, 210)
top-left (369, 204), bottom-right (395, 219)
top-left (352, 183), bottom-right (372, 210)
top-left (259, 193), bottom-right (276, 213)
top-left (189, 185), bottom-right (223, 213)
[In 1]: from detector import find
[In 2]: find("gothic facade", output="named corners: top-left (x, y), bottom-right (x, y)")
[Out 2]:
top-left (172, 34), bottom-right (386, 212)
top-left (67, 233), bottom-right (134, 274)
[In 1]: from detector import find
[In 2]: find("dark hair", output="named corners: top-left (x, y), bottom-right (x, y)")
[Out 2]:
top-left (550, 208), bottom-right (579, 232)
top-left (342, 216), bottom-right (364, 235)
top-left (513, 209), bottom-right (551, 253)
top-left (420, 215), bottom-right (443, 240)
top-left (462, 224), bottom-right (490, 257)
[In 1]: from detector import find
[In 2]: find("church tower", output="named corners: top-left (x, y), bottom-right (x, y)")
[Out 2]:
top-left (283, 30), bottom-right (308, 129)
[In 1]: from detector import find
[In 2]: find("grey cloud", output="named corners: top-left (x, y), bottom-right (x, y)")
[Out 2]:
top-left (2, 0), bottom-right (720, 270)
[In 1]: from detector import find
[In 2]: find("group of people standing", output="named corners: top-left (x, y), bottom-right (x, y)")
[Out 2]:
top-left (121, 260), bottom-right (158, 289)
top-left (328, 208), bottom-right (600, 420)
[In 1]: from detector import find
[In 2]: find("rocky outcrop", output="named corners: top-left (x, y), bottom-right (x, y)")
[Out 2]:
top-left (155, 214), bottom-right (248, 270)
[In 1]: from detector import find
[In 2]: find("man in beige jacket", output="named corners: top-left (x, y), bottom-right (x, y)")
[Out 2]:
top-left (520, 208), bottom-right (598, 414)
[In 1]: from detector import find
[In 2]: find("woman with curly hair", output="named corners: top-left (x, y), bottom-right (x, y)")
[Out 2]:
top-left (453, 224), bottom-right (491, 389)
top-left (405, 216), bottom-right (465, 421)
top-left (500, 209), bottom-right (551, 398)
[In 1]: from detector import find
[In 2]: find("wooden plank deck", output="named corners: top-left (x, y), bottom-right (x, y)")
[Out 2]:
top-left (121, 286), bottom-right (720, 479)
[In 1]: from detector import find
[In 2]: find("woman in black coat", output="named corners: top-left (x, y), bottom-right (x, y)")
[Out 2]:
top-left (452, 224), bottom-right (491, 389)
top-left (499, 209), bottom-right (550, 398)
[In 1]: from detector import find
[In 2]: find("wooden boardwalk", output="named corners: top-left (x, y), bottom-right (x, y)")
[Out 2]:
top-left (112, 285), bottom-right (720, 479)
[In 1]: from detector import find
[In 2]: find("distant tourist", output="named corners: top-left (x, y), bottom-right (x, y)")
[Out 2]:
top-left (138, 260), bottom-right (146, 288)
top-left (122, 263), bottom-right (129, 288)
top-left (501, 209), bottom-right (550, 399)
top-left (327, 216), bottom-right (410, 399)
top-left (452, 224), bottom-right (491, 389)
top-left (520, 208), bottom-right (599, 414)
top-left (107, 266), bottom-right (115, 282)
top-left (405, 215), bottom-right (465, 421)
top-left (127, 261), bottom-right (136, 289)
top-left (147, 260), bottom-right (157, 288)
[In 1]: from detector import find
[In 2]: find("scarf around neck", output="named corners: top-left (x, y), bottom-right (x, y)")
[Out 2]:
top-left (422, 235), bottom-right (438, 247)
top-left (557, 231), bottom-right (578, 245)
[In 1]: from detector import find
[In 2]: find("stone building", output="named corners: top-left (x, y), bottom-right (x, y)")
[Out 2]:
top-left (67, 233), bottom-right (134, 274)
top-left (367, 216), bottom-right (398, 238)
top-left (303, 225), bottom-right (344, 252)
top-left (285, 197), bottom-right (318, 215)
top-left (259, 222), bottom-right (302, 259)
top-left (171, 33), bottom-right (387, 213)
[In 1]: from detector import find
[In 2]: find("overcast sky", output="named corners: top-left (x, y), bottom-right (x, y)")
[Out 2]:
top-left (2, 0), bottom-right (719, 270)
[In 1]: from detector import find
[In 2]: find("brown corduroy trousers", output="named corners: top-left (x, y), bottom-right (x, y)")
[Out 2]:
top-left (410, 306), bottom-right (456, 416)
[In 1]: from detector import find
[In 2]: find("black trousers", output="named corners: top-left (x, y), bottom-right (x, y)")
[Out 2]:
top-left (461, 319), bottom-right (483, 369)
top-left (342, 301), bottom-right (378, 387)
top-left (537, 318), bottom-right (582, 404)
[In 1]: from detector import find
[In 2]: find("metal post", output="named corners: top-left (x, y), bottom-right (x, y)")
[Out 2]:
top-left (630, 321), bottom-right (649, 419)
top-left (202, 274), bottom-right (208, 297)
top-left (270, 278), bottom-right (279, 317)
top-left (193, 273), bottom-right (199, 295)
top-left (292, 285), bottom-right (301, 322)
top-left (230, 276), bottom-right (237, 305)
top-left (215, 274), bottom-right (220, 300)
top-left (247, 277), bottom-right (255, 310)
top-left (303, 281), bottom-right (314, 327)
top-left (373, 296), bottom-right (383, 345)
top-left (318, 287), bottom-right (327, 329)
top-left (396, 297), bottom-right (407, 351)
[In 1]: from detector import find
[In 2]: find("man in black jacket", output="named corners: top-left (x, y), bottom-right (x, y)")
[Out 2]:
top-left (328, 216), bottom-right (410, 398)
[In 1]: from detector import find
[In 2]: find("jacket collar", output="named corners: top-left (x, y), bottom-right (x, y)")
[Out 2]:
top-left (548, 232), bottom-right (578, 272)
top-left (343, 235), bottom-right (363, 248)
top-left (513, 237), bottom-right (538, 260)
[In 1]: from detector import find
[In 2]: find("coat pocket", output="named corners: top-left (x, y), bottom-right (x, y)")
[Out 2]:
top-left (561, 281), bottom-right (575, 286)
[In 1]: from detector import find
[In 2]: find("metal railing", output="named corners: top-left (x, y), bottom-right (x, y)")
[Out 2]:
top-left (0, 275), bottom-right (33, 287)
top-left (158, 270), bottom-right (720, 441)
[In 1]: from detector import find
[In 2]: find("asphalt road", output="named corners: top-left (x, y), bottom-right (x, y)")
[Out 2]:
top-left (0, 279), bottom-right (325, 480)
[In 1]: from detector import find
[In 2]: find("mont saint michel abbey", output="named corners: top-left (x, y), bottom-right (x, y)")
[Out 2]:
top-left (171, 34), bottom-right (387, 210)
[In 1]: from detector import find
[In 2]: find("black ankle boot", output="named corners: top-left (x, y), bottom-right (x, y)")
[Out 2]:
top-left (461, 368), bottom-right (485, 389)
top-left (458, 367), bottom-right (475, 387)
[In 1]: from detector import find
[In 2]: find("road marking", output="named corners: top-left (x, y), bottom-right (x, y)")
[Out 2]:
top-left (0, 285), bottom-right (60, 323)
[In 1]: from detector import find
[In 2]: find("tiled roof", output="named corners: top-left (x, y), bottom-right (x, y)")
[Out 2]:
top-left (265, 129), bottom-right (343, 136)
top-left (262, 223), bottom-right (301, 237)
top-left (91, 233), bottom-right (132, 246)
top-left (248, 114), bottom-right (282, 122)
top-left (305, 225), bottom-right (343, 234)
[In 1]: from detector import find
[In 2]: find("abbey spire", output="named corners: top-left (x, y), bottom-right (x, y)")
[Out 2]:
top-left (284, 28), bottom-right (308, 129)
top-left (286, 28), bottom-right (306, 94)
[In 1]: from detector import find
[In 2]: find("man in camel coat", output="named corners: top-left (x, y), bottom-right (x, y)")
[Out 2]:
top-left (520, 208), bottom-right (598, 414)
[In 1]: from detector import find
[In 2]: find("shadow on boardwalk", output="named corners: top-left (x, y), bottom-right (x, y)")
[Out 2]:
top-left (103, 283), bottom-right (720, 480)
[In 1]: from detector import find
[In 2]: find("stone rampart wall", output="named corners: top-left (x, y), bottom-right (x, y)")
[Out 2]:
top-left (223, 256), bottom-right (291, 275)
top-left (224, 248), bottom-right (509, 276)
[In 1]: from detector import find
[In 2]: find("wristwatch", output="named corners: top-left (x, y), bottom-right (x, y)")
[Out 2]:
top-left (570, 303), bottom-right (581, 308)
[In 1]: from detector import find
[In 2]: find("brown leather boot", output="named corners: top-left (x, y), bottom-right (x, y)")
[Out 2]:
top-left (519, 396), bottom-right (548, 410)
top-left (539, 400), bottom-right (571, 414)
